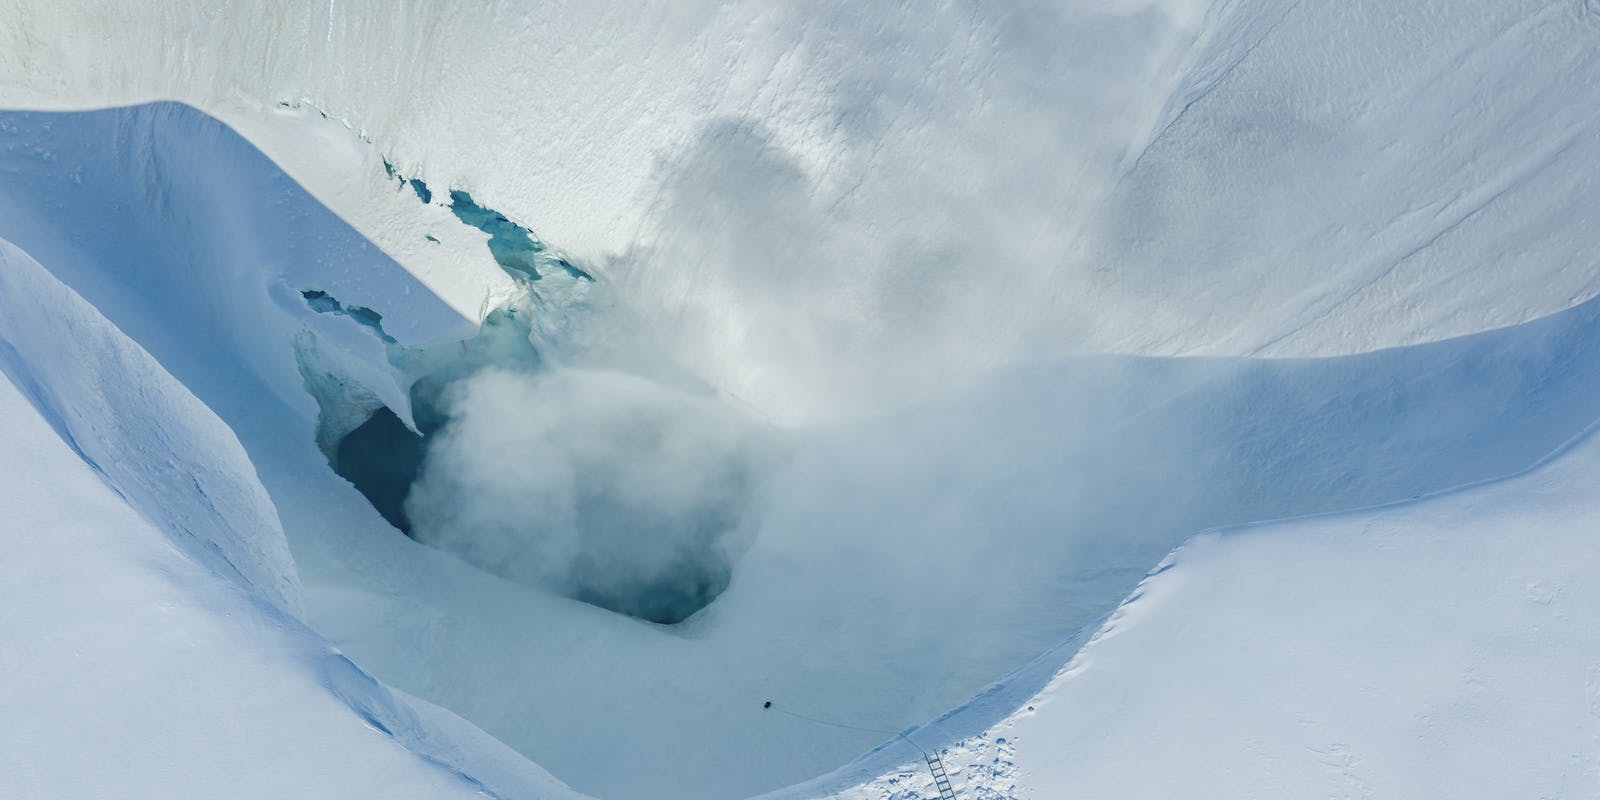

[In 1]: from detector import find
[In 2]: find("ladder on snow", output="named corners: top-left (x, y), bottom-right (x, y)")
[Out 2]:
top-left (924, 751), bottom-right (958, 800)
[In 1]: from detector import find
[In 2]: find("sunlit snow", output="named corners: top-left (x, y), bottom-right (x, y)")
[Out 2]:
top-left (2, 2), bottom-right (1599, 800)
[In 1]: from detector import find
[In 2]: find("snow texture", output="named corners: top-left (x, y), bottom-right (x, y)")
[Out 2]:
top-left (0, 238), bottom-right (300, 615)
top-left (4, 0), bottom-right (1598, 419)
top-left (823, 426), bottom-right (1600, 799)
top-left (0, 239), bottom-right (580, 800)
top-left (1, 1), bottom-right (1599, 799)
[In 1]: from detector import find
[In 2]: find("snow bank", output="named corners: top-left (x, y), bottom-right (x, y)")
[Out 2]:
top-left (5, 1), bottom-right (1598, 420)
top-left (0, 374), bottom-right (473, 799)
top-left (2, 2), bottom-right (1599, 799)
top-left (824, 425), bottom-right (1600, 799)
top-left (5, 94), bottom-right (1600, 798)
top-left (0, 237), bottom-right (300, 614)
top-left (0, 237), bottom-right (580, 800)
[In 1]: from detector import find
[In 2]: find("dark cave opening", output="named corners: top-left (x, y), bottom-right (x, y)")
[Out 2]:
top-left (329, 390), bottom-right (748, 627)
top-left (334, 406), bottom-right (424, 534)
top-left (303, 180), bottom-right (747, 626)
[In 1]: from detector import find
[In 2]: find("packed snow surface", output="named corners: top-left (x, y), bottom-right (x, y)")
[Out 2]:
top-left (0, 1), bottom-right (1598, 799)
top-left (6, 0), bottom-right (1600, 418)
top-left (823, 425), bottom-right (1600, 800)
top-left (0, 239), bottom-right (573, 800)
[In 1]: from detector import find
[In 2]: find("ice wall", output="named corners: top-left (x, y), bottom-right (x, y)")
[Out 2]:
top-left (4, 2), bottom-right (1600, 798)
top-left (7, 1), bottom-right (1598, 423)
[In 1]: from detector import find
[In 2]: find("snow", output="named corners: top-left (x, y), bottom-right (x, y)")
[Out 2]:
top-left (0, 236), bottom-right (300, 615)
top-left (5, 1), bottom-right (1599, 418)
top-left (0, 2), bottom-right (1598, 800)
top-left (845, 427), bottom-right (1600, 799)
top-left (0, 239), bottom-right (577, 800)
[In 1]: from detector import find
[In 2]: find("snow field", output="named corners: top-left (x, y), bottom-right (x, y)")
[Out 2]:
top-left (1, 1), bottom-right (1598, 798)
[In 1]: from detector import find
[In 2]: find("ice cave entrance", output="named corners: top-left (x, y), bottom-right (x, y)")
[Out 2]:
top-left (302, 180), bottom-right (752, 624)
top-left (326, 374), bottom-right (748, 626)
top-left (304, 187), bottom-right (754, 626)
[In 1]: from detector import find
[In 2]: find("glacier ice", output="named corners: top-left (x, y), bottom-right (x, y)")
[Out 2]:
top-left (301, 270), bottom-right (761, 625)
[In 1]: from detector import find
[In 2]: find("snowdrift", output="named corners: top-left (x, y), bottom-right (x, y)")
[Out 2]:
top-left (6, 0), bottom-right (1600, 418)
top-left (3, 100), bottom-right (1600, 799)
top-left (0, 238), bottom-right (578, 800)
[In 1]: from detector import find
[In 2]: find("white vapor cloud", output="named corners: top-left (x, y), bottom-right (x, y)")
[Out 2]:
top-left (404, 367), bottom-right (768, 623)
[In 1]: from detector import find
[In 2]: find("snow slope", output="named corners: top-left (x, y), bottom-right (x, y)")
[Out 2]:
top-left (1, 1), bottom-right (1598, 799)
top-left (813, 424), bottom-right (1600, 799)
top-left (0, 238), bottom-right (576, 800)
top-left (1004, 431), bottom-right (1600, 799)
top-left (0, 240), bottom-right (300, 617)
top-left (4, 101), bottom-right (1600, 799)
top-left (5, 0), bottom-right (1599, 418)
top-left (0, 375), bottom-right (478, 800)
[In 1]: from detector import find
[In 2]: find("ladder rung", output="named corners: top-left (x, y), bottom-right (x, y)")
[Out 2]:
top-left (923, 751), bottom-right (958, 799)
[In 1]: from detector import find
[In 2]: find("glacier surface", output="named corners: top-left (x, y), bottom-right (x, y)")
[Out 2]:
top-left (1, 2), bottom-right (1599, 799)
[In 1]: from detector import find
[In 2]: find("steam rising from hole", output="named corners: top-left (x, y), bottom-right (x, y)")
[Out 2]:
top-left (403, 367), bottom-right (766, 624)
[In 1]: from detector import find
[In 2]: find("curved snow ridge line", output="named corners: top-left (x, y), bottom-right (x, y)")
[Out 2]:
top-left (8, 88), bottom-right (1600, 793)
top-left (0, 371), bottom-right (501, 800)
top-left (0, 101), bottom-right (489, 461)
top-left (751, 530), bottom-right (1203, 798)
top-left (0, 101), bottom-right (609, 796)
top-left (8, 0), bottom-right (1600, 411)
top-left (0, 237), bottom-right (582, 800)
top-left (0, 237), bottom-right (301, 616)
top-left (984, 423), bottom-right (1600, 796)
top-left (771, 291), bottom-right (1600, 797)
top-left (751, 616), bottom-right (1105, 799)
top-left (319, 652), bottom-right (586, 800)
top-left (791, 420), bottom-right (1600, 799)
top-left (749, 550), bottom-right (1184, 798)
